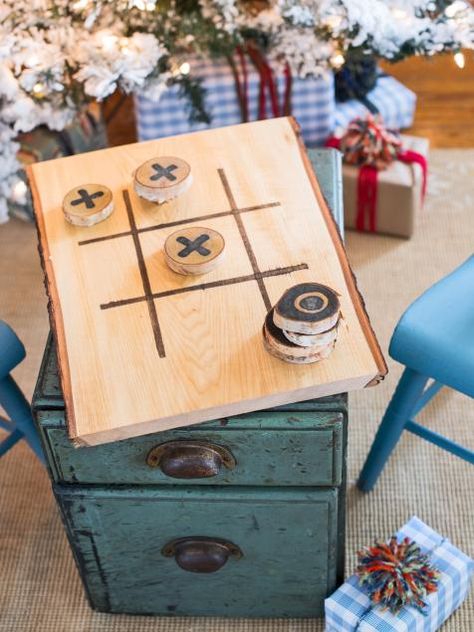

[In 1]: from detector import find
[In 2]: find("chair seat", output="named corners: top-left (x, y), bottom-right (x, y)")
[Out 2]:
top-left (389, 255), bottom-right (474, 398)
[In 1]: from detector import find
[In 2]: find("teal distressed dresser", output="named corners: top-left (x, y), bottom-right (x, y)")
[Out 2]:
top-left (32, 149), bottom-right (347, 618)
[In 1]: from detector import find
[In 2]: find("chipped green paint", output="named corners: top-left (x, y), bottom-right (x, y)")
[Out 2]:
top-left (33, 149), bottom-right (347, 618)
top-left (39, 410), bottom-right (343, 487)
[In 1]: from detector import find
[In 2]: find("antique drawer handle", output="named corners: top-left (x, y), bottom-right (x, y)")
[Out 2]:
top-left (162, 537), bottom-right (242, 573)
top-left (146, 440), bottom-right (236, 479)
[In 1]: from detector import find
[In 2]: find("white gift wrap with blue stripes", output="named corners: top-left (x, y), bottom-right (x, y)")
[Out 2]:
top-left (334, 76), bottom-right (416, 132)
top-left (135, 55), bottom-right (335, 146)
top-left (135, 59), bottom-right (415, 147)
top-left (325, 516), bottom-right (474, 632)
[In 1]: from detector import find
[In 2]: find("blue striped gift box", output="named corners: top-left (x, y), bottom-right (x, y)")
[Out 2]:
top-left (325, 516), bottom-right (474, 632)
top-left (134, 55), bottom-right (335, 147)
top-left (334, 75), bottom-right (416, 132)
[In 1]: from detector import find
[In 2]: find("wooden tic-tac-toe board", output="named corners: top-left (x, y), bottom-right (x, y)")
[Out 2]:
top-left (29, 118), bottom-right (386, 446)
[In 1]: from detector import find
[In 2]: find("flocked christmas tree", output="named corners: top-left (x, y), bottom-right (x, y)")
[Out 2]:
top-left (1, 0), bottom-right (473, 221)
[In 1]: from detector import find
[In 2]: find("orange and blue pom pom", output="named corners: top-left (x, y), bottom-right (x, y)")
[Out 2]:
top-left (356, 536), bottom-right (440, 614)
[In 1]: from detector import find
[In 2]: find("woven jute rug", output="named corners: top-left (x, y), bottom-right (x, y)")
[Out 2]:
top-left (0, 149), bottom-right (473, 631)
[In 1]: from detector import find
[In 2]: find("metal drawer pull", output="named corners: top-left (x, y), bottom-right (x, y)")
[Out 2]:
top-left (146, 440), bottom-right (236, 479)
top-left (162, 537), bottom-right (242, 573)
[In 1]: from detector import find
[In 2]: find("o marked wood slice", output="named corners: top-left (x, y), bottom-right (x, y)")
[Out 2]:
top-left (273, 282), bottom-right (340, 335)
top-left (164, 226), bottom-right (226, 276)
top-left (63, 184), bottom-right (114, 227)
top-left (134, 156), bottom-right (192, 203)
top-left (263, 309), bottom-right (335, 364)
top-left (283, 320), bottom-right (340, 348)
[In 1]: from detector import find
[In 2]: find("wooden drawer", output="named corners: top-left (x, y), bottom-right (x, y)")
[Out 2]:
top-left (56, 484), bottom-right (340, 617)
top-left (38, 409), bottom-right (345, 487)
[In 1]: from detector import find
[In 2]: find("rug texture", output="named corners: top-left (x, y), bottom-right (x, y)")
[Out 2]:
top-left (0, 149), bottom-right (473, 631)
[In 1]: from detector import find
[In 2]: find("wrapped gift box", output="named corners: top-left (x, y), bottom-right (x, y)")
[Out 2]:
top-left (325, 516), bottom-right (474, 632)
top-left (10, 108), bottom-right (107, 221)
top-left (335, 75), bottom-right (416, 132)
top-left (343, 135), bottom-right (429, 238)
top-left (135, 54), bottom-right (335, 147)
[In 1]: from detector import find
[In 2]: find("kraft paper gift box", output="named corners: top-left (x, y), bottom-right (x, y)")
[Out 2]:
top-left (135, 54), bottom-right (335, 147)
top-left (325, 516), bottom-right (474, 632)
top-left (343, 135), bottom-right (429, 238)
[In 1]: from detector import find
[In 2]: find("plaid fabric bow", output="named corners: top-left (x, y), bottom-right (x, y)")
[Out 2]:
top-left (337, 114), bottom-right (402, 170)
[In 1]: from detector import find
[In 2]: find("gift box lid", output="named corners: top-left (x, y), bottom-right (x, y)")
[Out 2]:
top-left (28, 117), bottom-right (386, 446)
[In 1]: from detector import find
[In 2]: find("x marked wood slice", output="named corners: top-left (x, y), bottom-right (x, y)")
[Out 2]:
top-left (63, 184), bottom-right (114, 227)
top-left (134, 156), bottom-right (192, 203)
top-left (164, 226), bottom-right (226, 275)
top-left (283, 320), bottom-right (340, 348)
top-left (273, 282), bottom-right (340, 335)
top-left (263, 309), bottom-right (335, 364)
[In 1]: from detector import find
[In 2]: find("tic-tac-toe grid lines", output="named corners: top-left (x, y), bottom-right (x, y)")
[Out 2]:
top-left (78, 168), bottom-right (308, 359)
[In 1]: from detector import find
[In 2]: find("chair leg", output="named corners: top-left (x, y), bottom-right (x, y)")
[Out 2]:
top-left (357, 368), bottom-right (429, 492)
top-left (0, 375), bottom-right (45, 463)
top-left (0, 427), bottom-right (24, 458)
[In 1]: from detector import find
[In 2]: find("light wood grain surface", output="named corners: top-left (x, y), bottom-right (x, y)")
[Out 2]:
top-left (28, 117), bottom-right (385, 446)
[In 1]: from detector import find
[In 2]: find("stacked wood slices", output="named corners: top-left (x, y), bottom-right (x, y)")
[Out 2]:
top-left (263, 283), bottom-right (340, 364)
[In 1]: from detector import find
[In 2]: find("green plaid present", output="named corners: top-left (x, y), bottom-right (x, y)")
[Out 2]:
top-left (10, 109), bottom-right (108, 221)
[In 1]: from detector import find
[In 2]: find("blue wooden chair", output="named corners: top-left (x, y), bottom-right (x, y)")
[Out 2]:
top-left (0, 321), bottom-right (44, 462)
top-left (358, 255), bottom-right (474, 492)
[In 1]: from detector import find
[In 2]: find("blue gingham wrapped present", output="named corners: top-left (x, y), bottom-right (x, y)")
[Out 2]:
top-left (325, 516), bottom-right (474, 631)
top-left (135, 54), bottom-right (335, 147)
top-left (334, 75), bottom-right (416, 132)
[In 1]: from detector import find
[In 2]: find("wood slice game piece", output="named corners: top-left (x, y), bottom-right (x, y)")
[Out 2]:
top-left (134, 156), bottom-right (192, 203)
top-left (164, 226), bottom-right (226, 276)
top-left (63, 184), bottom-right (114, 227)
top-left (283, 321), bottom-right (339, 348)
top-left (273, 283), bottom-right (340, 335)
top-left (28, 118), bottom-right (387, 446)
top-left (263, 309), bottom-right (335, 364)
